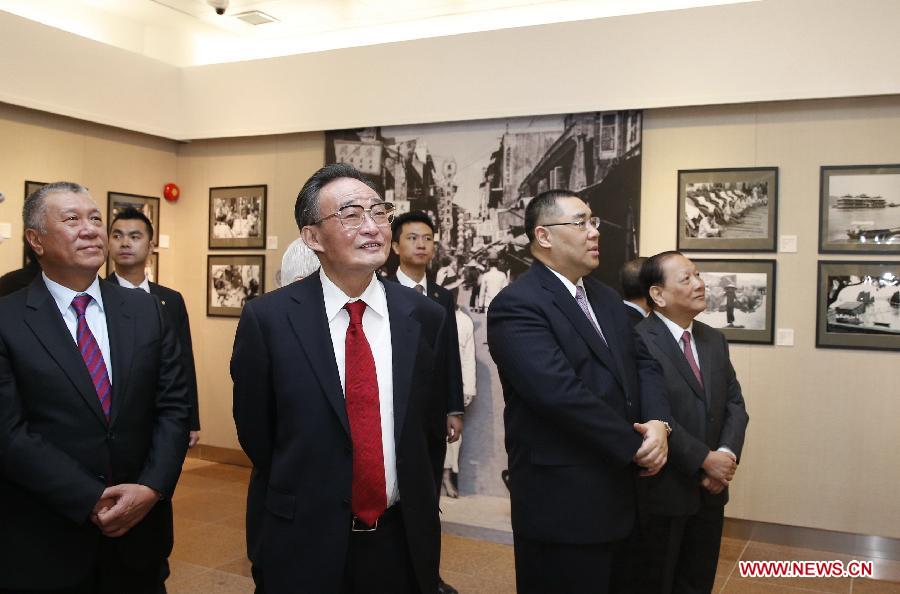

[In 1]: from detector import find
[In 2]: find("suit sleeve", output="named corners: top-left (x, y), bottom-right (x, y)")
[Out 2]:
top-left (443, 294), bottom-right (465, 415)
top-left (0, 334), bottom-right (106, 524)
top-left (175, 295), bottom-right (201, 430)
top-left (487, 289), bottom-right (643, 467)
top-left (717, 336), bottom-right (749, 461)
top-left (138, 298), bottom-right (191, 498)
top-left (633, 326), bottom-right (673, 425)
top-left (231, 303), bottom-right (275, 472)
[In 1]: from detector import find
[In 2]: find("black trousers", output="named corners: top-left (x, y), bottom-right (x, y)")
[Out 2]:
top-left (514, 534), bottom-right (617, 594)
top-left (340, 505), bottom-right (420, 594)
top-left (628, 505), bottom-right (725, 594)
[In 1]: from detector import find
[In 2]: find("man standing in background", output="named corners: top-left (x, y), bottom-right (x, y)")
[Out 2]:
top-left (620, 256), bottom-right (649, 325)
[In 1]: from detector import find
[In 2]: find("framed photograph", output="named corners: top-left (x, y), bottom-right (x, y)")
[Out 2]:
top-left (677, 167), bottom-right (778, 252)
top-left (819, 164), bottom-right (900, 253)
top-left (816, 261), bottom-right (900, 351)
top-left (207, 255), bottom-right (265, 317)
top-left (23, 181), bottom-right (47, 266)
top-left (107, 192), bottom-right (160, 281)
top-left (693, 259), bottom-right (776, 344)
top-left (209, 185), bottom-right (267, 249)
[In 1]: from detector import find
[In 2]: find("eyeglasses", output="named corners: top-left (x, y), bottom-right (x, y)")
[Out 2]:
top-left (541, 217), bottom-right (601, 231)
top-left (315, 202), bottom-right (395, 229)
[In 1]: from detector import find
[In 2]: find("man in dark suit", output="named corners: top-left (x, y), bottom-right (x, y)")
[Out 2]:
top-left (107, 207), bottom-right (201, 446)
top-left (487, 189), bottom-right (673, 594)
top-left (632, 251), bottom-right (749, 594)
top-left (386, 210), bottom-right (464, 594)
top-left (0, 182), bottom-right (189, 593)
top-left (232, 164), bottom-right (451, 594)
top-left (621, 256), bottom-right (649, 325)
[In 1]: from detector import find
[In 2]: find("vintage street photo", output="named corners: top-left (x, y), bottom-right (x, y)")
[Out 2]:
top-left (817, 261), bottom-right (900, 351)
top-left (678, 167), bottom-right (777, 251)
top-left (207, 255), bottom-right (264, 317)
top-left (693, 259), bottom-right (776, 344)
top-left (819, 165), bottom-right (900, 253)
top-left (209, 185), bottom-right (267, 249)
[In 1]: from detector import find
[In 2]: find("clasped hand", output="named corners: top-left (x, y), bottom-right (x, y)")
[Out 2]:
top-left (91, 483), bottom-right (159, 538)
top-left (632, 420), bottom-right (669, 477)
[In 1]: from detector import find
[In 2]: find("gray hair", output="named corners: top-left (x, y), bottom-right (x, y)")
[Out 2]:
top-left (23, 181), bottom-right (90, 234)
top-left (280, 238), bottom-right (320, 285)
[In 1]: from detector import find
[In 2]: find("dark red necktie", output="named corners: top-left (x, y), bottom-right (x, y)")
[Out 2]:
top-left (681, 330), bottom-right (704, 387)
top-left (71, 294), bottom-right (112, 420)
top-left (343, 300), bottom-right (387, 527)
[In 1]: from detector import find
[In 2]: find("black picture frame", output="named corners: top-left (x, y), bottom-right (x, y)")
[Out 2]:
top-left (816, 260), bottom-right (900, 351)
top-left (818, 164), bottom-right (900, 254)
top-left (209, 185), bottom-right (267, 249)
top-left (677, 167), bottom-right (778, 252)
top-left (693, 259), bottom-right (777, 344)
top-left (207, 254), bottom-right (265, 317)
top-left (107, 192), bottom-right (161, 282)
top-left (23, 181), bottom-right (47, 266)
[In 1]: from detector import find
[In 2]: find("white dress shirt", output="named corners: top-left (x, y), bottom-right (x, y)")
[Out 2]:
top-left (546, 267), bottom-right (603, 332)
top-left (114, 272), bottom-right (150, 293)
top-left (624, 300), bottom-right (648, 318)
top-left (43, 273), bottom-right (112, 384)
top-left (320, 269), bottom-right (398, 506)
top-left (394, 267), bottom-right (426, 294)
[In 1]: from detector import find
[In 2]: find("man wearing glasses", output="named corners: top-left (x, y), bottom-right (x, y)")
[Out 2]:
top-left (232, 164), bottom-right (453, 594)
top-left (486, 189), bottom-right (673, 594)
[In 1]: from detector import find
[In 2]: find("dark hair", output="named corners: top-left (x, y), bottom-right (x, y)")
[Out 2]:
top-left (524, 189), bottom-right (582, 243)
top-left (111, 206), bottom-right (154, 239)
top-left (23, 181), bottom-right (90, 233)
top-left (294, 163), bottom-right (378, 229)
top-left (639, 250), bottom-right (683, 309)
top-left (391, 210), bottom-right (435, 240)
top-left (620, 257), bottom-right (647, 300)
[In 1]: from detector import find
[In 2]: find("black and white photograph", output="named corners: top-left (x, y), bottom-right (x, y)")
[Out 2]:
top-left (678, 167), bottom-right (778, 252)
top-left (819, 164), bottom-right (900, 253)
top-left (207, 255), bottom-right (264, 317)
top-left (817, 261), bottom-right (900, 351)
top-left (107, 191), bottom-right (160, 280)
top-left (693, 259), bottom-right (776, 344)
top-left (327, 109), bottom-right (643, 507)
top-left (209, 185), bottom-right (267, 249)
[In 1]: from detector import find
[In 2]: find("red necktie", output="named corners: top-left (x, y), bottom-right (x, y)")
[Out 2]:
top-left (343, 300), bottom-right (387, 527)
top-left (681, 330), bottom-right (704, 387)
top-left (71, 294), bottom-right (112, 420)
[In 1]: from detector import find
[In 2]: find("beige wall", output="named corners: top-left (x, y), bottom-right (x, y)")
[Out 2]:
top-left (641, 95), bottom-right (900, 539)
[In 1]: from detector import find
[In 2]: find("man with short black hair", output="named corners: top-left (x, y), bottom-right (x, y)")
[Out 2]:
top-left (488, 189), bottom-right (672, 594)
top-left (631, 250), bottom-right (749, 594)
top-left (0, 182), bottom-right (189, 593)
top-left (232, 163), bottom-right (452, 593)
top-left (107, 207), bottom-right (201, 447)
top-left (620, 256), bottom-right (649, 325)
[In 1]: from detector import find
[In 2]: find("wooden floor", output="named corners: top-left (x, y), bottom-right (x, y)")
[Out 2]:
top-left (167, 459), bottom-right (900, 593)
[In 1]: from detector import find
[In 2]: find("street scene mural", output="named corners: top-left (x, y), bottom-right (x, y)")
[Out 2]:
top-left (326, 110), bottom-right (643, 500)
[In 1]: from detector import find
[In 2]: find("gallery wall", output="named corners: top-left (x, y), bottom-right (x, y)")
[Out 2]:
top-left (1, 94), bottom-right (899, 540)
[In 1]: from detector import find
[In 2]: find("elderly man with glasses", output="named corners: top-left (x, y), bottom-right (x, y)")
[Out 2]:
top-left (232, 163), bottom-right (454, 594)
top-left (486, 189), bottom-right (673, 594)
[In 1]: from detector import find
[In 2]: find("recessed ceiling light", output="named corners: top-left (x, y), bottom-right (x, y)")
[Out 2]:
top-left (234, 10), bottom-right (278, 26)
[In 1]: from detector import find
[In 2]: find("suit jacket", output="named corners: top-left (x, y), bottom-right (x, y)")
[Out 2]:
top-left (232, 272), bottom-right (451, 594)
top-left (623, 301), bottom-right (646, 326)
top-left (107, 273), bottom-right (200, 430)
top-left (487, 260), bottom-right (671, 544)
top-left (0, 277), bottom-right (190, 590)
top-left (635, 313), bottom-right (749, 516)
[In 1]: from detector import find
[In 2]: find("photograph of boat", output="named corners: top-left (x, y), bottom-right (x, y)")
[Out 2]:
top-left (832, 194), bottom-right (886, 209)
top-left (820, 165), bottom-right (900, 253)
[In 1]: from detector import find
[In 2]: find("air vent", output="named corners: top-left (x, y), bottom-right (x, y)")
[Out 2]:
top-left (234, 10), bottom-right (278, 25)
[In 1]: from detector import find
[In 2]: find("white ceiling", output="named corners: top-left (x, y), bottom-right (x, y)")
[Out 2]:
top-left (0, 0), bottom-right (754, 66)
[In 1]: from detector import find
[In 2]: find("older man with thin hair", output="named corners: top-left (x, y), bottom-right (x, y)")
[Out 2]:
top-left (232, 163), bottom-right (452, 593)
top-left (0, 182), bottom-right (189, 594)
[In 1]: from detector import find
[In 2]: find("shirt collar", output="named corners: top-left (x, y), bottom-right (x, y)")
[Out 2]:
top-left (43, 272), bottom-right (105, 315)
top-left (395, 267), bottom-right (426, 291)
top-left (624, 300), bottom-right (648, 317)
top-left (114, 272), bottom-right (151, 293)
top-left (546, 266), bottom-right (583, 299)
top-left (654, 310), bottom-right (694, 343)
top-left (320, 269), bottom-right (388, 322)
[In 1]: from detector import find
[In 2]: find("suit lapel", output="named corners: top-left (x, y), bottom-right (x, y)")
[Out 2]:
top-left (102, 281), bottom-right (134, 426)
top-left (23, 279), bottom-right (108, 427)
top-left (286, 273), bottom-right (349, 436)
top-left (383, 281), bottom-right (420, 445)
top-left (584, 281), bottom-right (629, 389)
top-left (645, 313), bottom-right (705, 401)
top-left (692, 324), bottom-right (714, 407)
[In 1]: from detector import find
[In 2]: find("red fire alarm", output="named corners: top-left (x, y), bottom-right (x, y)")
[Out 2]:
top-left (163, 183), bottom-right (180, 202)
